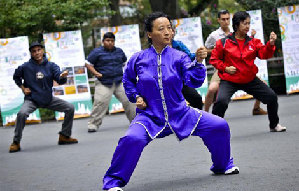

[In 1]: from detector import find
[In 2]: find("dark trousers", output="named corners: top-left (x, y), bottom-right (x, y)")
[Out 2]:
top-left (212, 77), bottom-right (279, 129)
top-left (182, 85), bottom-right (203, 110)
top-left (13, 97), bottom-right (75, 143)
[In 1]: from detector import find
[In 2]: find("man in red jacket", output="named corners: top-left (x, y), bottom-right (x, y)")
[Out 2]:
top-left (210, 11), bottom-right (286, 132)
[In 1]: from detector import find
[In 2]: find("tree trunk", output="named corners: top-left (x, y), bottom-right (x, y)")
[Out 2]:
top-left (149, 0), bottom-right (181, 19)
top-left (109, 0), bottom-right (122, 26)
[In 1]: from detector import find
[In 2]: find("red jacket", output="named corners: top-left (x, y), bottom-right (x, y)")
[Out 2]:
top-left (210, 33), bottom-right (275, 84)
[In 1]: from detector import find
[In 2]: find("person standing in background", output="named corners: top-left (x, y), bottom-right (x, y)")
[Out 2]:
top-left (85, 32), bottom-right (136, 133)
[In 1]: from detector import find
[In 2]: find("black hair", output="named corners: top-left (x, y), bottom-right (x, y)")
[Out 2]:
top-left (144, 12), bottom-right (171, 44)
top-left (232, 11), bottom-right (250, 32)
top-left (217, 10), bottom-right (229, 18)
top-left (102, 32), bottom-right (115, 41)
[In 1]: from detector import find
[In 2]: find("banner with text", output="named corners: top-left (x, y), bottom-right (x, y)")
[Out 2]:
top-left (172, 17), bottom-right (208, 101)
top-left (0, 36), bottom-right (41, 126)
top-left (100, 24), bottom-right (141, 113)
top-left (278, 5), bottom-right (299, 94)
top-left (43, 30), bottom-right (92, 120)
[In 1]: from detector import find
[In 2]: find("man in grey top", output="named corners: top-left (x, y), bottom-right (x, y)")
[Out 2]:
top-left (204, 10), bottom-right (267, 115)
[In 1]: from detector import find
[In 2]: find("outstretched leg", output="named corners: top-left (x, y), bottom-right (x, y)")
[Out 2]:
top-left (46, 97), bottom-right (75, 137)
top-left (13, 100), bottom-right (37, 143)
top-left (9, 100), bottom-right (37, 153)
top-left (243, 77), bottom-right (280, 130)
top-left (192, 111), bottom-right (237, 173)
top-left (103, 123), bottom-right (152, 190)
top-left (212, 80), bottom-right (237, 118)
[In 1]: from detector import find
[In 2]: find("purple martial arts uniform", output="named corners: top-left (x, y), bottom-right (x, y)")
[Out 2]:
top-left (103, 46), bottom-right (236, 190)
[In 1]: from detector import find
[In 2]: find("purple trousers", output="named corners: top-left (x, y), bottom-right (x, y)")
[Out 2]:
top-left (102, 111), bottom-right (235, 190)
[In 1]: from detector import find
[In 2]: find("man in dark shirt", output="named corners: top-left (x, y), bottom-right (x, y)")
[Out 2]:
top-left (9, 42), bottom-right (78, 153)
top-left (85, 32), bottom-right (136, 132)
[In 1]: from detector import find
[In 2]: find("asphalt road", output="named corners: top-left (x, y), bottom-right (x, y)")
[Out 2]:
top-left (0, 95), bottom-right (298, 191)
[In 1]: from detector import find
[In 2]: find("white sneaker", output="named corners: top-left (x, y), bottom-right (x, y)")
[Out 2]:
top-left (224, 166), bottom-right (239, 175)
top-left (108, 187), bottom-right (123, 191)
top-left (270, 124), bottom-right (286, 132)
top-left (88, 124), bottom-right (98, 133)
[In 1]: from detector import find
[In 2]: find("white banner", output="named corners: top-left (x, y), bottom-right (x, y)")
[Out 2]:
top-left (172, 17), bottom-right (208, 101)
top-left (248, 9), bottom-right (268, 81)
top-left (101, 24), bottom-right (141, 65)
top-left (100, 24), bottom-right (142, 113)
top-left (0, 36), bottom-right (41, 126)
top-left (43, 30), bottom-right (92, 119)
top-left (278, 5), bottom-right (299, 94)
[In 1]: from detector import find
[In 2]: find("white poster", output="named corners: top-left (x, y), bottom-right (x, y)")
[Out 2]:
top-left (100, 24), bottom-right (142, 113)
top-left (278, 5), bottom-right (299, 94)
top-left (101, 24), bottom-right (141, 65)
top-left (172, 17), bottom-right (208, 101)
top-left (0, 36), bottom-right (41, 126)
top-left (43, 30), bottom-right (92, 120)
top-left (248, 9), bottom-right (268, 81)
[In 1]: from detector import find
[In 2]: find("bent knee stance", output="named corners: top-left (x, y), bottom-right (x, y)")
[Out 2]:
top-left (265, 92), bottom-right (278, 104)
top-left (216, 95), bottom-right (229, 106)
top-left (208, 86), bottom-right (218, 93)
top-left (120, 135), bottom-right (148, 149)
top-left (65, 103), bottom-right (75, 113)
top-left (17, 111), bottom-right (29, 119)
top-left (213, 117), bottom-right (230, 133)
top-left (212, 98), bottom-right (229, 117)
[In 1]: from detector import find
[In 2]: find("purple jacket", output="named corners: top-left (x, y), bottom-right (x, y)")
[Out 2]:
top-left (123, 46), bottom-right (206, 141)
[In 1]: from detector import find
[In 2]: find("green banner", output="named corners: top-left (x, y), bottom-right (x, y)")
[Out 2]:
top-left (286, 76), bottom-right (299, 94)
top-left (55, 99), bottom-right (92, 120)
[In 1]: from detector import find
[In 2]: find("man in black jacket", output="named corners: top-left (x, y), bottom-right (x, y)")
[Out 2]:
top-left (9, 42), bottom-right (78, 153)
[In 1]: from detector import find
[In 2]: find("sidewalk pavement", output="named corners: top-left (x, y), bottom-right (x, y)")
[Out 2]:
top-left (0, 95), bottom-right (299, 191)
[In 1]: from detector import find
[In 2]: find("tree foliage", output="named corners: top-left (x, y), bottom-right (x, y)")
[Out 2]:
top-left (0, 0), bottom-right (111, 41)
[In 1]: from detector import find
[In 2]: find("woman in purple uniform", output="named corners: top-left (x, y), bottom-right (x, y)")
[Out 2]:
top-left (102, 12), bottom-right (239, 191)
